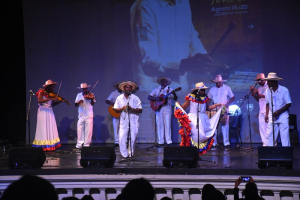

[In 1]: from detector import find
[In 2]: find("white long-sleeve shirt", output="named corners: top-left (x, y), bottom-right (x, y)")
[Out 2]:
top-left (130, 0), bottom-right (207, 71)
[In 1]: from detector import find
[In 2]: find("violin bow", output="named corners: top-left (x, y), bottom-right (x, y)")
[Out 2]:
top-left (56, 81), bottom-right (62, 97)
top-left (89, 79), bottom-right (99, 93)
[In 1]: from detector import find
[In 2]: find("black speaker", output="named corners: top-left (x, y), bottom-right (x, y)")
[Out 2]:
top-left (8, 147), bottom-right (46, 169)
top-left (162, 146), bottom-right (199, 168)
top-left (258, 146), bottom-right (293, 169)
top-left (80, 147), bottom-right (116, 168)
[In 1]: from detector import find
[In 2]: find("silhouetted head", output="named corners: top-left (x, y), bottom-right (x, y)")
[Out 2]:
top-left (122, 178), bottom-right (154, 200)
top-left (202, 184), bottom-right (216, 200)
top-left (0, 175), bottom-right (58, 200)
top-left (245, 182), bottom-right (259, 199)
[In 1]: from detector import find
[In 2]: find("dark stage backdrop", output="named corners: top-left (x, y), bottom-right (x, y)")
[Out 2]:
top-left (22, 0), bottom-right (300, 145)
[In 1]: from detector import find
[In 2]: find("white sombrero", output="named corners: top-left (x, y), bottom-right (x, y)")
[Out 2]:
top-left (254, 73), bottom-right (265, 81)
top-left (211, 75), bottom-right (226, 83)
top-left (192, 82), bottom-right (209, 90)
top-left (156, 77), bottom-right (172, 85)
top-left (118, 81), bottom-right (138, 92)
top-left (43, 79), bottom-right (58, 88)
top-left (77, 83), bottom-right (91, 89)
top-left (262, 72), bottom-right (283, 81)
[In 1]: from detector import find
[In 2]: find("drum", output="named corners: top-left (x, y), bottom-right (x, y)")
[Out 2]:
top-left (206, 107), bottom-right (227, 125)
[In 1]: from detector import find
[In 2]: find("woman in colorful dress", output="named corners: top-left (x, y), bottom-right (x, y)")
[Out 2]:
top-left (33, 80), bottom-right (63, 151)
top-left (174, 82), bottom-right (225, 155)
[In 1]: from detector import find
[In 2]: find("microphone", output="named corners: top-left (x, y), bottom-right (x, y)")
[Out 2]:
top-left (270, 87), bottom-right (273, 92)
top-left (29, 90), bottom-right (35, 95)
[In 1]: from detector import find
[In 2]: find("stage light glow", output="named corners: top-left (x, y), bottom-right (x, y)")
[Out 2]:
top-left (228, 104), bottom-right (242, 116)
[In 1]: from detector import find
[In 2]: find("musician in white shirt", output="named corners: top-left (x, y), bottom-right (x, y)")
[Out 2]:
top-left (263, 73), bottom-right (292, 146)
top-left (106, 82), bottom-right (122, 148)
top-left (249, 73), bottom-right (268, 146)
top-left (75, 83), bottom-right (96, 149)
top-left (113, 81), bottom-right (142, 159)
top-left (148, 77), bottom-right (178, 147)
top-left (208, 75), bottom-right (235, 148)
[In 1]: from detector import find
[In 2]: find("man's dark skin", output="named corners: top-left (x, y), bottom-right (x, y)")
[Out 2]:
top-left (113, 85), bottom-right (142, 114)
top-left (265, 80), bottom-right (291, 123)
top-left (249, 80), bottom-right (266, 102)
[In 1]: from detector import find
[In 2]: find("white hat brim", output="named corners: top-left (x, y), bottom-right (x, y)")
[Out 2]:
top-left (119, 81), bottom-right (138, 91)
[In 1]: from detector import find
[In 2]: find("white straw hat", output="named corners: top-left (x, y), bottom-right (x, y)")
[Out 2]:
top-left (192, 82), bottom-right (209, 90)
top-left (254, 73), bottom-right (265, 81)
top-left (77, 83), bottom-right (91, 89)
top-left (43, 79), bottom-right (58, 88)
top-left (118, 81), bottom-right (138, 92)
top-left (262, 72), bottom-right (283, 81)
top-left (211, 75), bottom-right (226, 83)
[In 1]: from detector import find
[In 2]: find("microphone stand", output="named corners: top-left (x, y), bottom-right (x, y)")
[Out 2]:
top-left (118, 94), bottom-right (148, 164)
top-left (26, 91), bottom-right (34, 146)
top-left (239, 91), bottom-right (254, 152)
top-left (231, 98), bottom-right (244, 149)
top-left (146, 112), bottom-right (158, 151)
top-left (270, 88), bottom-right (275, 146)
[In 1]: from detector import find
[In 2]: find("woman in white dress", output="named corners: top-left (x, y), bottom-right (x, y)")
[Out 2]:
top-left (33, 80), bottom-right (64, 151)
top-left (175, 82), bottom-right (225, 155)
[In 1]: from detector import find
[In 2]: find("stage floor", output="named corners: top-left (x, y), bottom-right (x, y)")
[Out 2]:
top-left (0, 143), bottom-right (299, 176)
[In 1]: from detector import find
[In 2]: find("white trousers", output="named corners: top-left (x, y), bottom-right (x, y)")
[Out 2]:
top-left (119, 126), bottom-right (138, 158)
top-left (213, 115), bottom-right (230, 146)
top-left (156, 111), bottom-right (172, 144)
top-left (76, 117), bottom-right (93, 148)
top-left (266, 117), bottom-right (290, 146)
top-left (259, 113), bottom-right (267, 146)
top-left (113, 117), bottom-right (120, 144)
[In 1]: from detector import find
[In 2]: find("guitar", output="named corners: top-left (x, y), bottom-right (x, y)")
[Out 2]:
top-left (108, 105), bottom-right (120, 118)
top-left (150, 87), bottom-right (181, 111)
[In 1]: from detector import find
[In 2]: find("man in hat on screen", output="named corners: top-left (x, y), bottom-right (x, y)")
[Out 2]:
top-left (75, 83), bottom-right (96, 149)
top-left (263, 72), bottom-right (292, 146)
top-left (148, 77), bottom-right (178, 147)
top-left (113, 81), bottom-right (142, 159)
top-left (106, 82), bottom-right (123, 148)
top-left (249, 73), bottom-right (268, 146)
top-left (208, 75), bottom-right (235, 148)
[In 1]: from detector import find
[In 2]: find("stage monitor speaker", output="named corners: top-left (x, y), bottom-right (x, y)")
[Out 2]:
top-left (8, 147), bottom-right (46, 169)
top-left (162, 146), bottom-right (199, 168)
top-left (80, 147), bottom-right (116, 168)
top-left (258, 146), bottom-right (293, 169)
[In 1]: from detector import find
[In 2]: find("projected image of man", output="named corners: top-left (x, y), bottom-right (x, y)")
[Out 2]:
top-left (130, 0), bottom-right (212, 90)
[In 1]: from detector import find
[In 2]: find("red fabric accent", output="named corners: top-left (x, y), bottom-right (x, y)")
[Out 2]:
top-left (174, 108), bottom-right (192, 147)
top-left (185, 94), bottom-right (209, 104)
top-left (199, 138), bottom-right (214, 155)
top-left (42, 143), bottom-right (61, 151)
top-left (36, 89), bottom-right (49, 98)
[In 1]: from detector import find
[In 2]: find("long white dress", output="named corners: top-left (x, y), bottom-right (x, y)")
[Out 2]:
top-left (175, 94), bottom-right (223, 155)
top-left (33, 90), bottom-right (61, 151)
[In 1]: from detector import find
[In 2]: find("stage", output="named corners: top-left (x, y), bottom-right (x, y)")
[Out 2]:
top-left (0, 143), bottom-right (300, 200)
top-left (0, 143), bottom-right (299, 176)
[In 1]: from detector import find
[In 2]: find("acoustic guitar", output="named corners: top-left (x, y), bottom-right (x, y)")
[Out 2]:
top-left (108, 105), bottom-right (120, 118)
top-left (150, 87), bottom-right (181, 111)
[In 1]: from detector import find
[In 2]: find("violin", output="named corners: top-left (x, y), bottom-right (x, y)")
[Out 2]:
top-left (48, 91), bottom-right (71, 105)
top-left (84, 93), bottom-right (96, 100)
